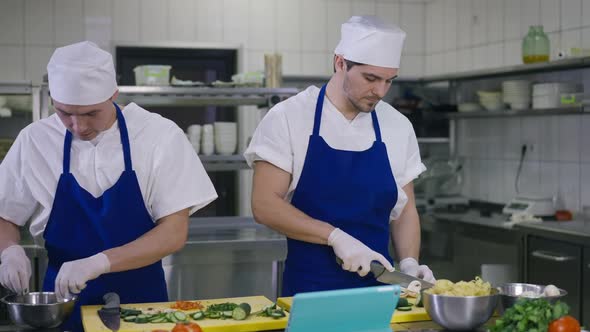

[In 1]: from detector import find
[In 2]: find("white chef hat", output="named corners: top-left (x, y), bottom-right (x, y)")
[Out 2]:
top-left (334, 16), bottom-right (406, 69)
top-left (47, 41), bottom-right (117, 105)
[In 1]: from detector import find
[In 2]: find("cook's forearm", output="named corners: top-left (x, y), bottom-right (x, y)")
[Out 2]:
top-left (0, 217), bottom-right (20, 252)
top-left (252, 193), bottom-right (334, 245)
top-left (103, 209), bottom-right (189, 272)
top-left (392, 204), bottom-right (421, 261)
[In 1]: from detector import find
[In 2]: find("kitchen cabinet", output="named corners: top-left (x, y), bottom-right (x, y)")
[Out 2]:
top-left (526, 236), bottom-right (582, 320)
top-left (583, 247), bottom-right (590, 327)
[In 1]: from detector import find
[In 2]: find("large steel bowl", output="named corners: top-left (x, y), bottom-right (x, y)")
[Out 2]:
top-left (0, 292), bottom-right (77, 328)
top-left (423, 289), bottom-right (499, 331)
top-left (497, 283), bottom-right (567, 313)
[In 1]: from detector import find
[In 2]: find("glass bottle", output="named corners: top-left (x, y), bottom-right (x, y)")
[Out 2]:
top-left (534, 25), bottom-right (550, 63)
top-left (522, 26), bottom-right (536, 64)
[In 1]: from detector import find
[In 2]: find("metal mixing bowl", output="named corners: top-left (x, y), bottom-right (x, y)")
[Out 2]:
top-left (423, 289), bottom-right (499, 331)
top-left (0, 292), bottom-right (77, 328)
top-left (497, 283), bottom-right (567, 313)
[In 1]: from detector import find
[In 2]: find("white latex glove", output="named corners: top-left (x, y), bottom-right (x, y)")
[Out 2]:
top-left (399, 257), bottom-right (436, 283)
top-left (55, 253), bottom-right (111, 301)
top-left (0, 245), bottom-right (31, 294)
top-left (328, 228), bottom-right (394, 277)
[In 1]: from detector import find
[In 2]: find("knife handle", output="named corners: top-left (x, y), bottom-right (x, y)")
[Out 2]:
top-left (103, 292), bottom-right (120, 309)
top-left (335, 257), bottom-right (386, 278)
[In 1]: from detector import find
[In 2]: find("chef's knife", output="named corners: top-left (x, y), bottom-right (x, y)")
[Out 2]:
top-left (370, 261), bottom-right (435, 290)
top-left (97, 292), bottom-right (120, 332)
top-left (335, 257), bottom-right (434, 289)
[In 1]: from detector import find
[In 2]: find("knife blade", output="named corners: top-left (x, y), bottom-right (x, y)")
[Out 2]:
top-left (370, 261), bottom-right (435, 290)
top-left (97, 292), bottom-right (121, 332)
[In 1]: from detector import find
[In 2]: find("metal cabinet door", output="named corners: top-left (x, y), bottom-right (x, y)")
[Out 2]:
top-left (583, 247), bottom-right (590, 327)
top-left (527, 236), bottom-right (582, 319)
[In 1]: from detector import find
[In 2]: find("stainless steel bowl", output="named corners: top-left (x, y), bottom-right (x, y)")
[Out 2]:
top-left (423, 289), bottom-right (499, 331)
top-left (497, 283), bottom-right (567, 313)
top-left (0, 292), bottom-right (77, 328)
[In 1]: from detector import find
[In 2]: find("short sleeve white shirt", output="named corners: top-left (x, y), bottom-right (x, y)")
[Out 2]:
top-left (244, 86), bottom-right (426, 220)
top-left (0, 103), bottom-right (217, 243)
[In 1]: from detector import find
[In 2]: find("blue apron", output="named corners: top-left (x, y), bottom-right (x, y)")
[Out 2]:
top-left (42, 103), bottom-right (168, 332)
top-left (282, 85), bottom-right (398, 296)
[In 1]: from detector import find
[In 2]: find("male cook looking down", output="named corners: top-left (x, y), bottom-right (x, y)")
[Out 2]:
top-left (245, 16), bottom-right (435, 296)
top-left (0, 41), bottom-right (217, 330)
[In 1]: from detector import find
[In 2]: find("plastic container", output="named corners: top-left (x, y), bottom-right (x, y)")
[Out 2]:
top-left (133, 65), bottom-right (171, 86)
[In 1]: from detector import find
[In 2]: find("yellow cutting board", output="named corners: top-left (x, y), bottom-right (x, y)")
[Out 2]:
top-left (82, 296), bottom-right (289, 332)
top-left (276, 296), bottom-right (429, 323)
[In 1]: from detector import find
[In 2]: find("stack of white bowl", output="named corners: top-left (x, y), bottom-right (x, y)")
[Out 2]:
top-left (201, 124), bottom-right (214, 156)
top-left (502, 80), bottom-right (531, 110)
top-left (477, 91), bottom-right (504, 111)
top-left (532, 82), bottom-right (578, 109)
top-left (187, 125), bottom-right (201, 154)
top-left (214, 122), bottom-right (237, 155)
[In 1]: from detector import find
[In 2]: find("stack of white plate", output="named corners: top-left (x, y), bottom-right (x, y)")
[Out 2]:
top-left (201, 124), bottom-right (214, 156)
top-left (502, 80), bottom-right (531, 110)
top-left (477, 91), bottom-right (504, 111)
top-left (532, 82), bottom-right (578, 109)
top-left (214, 122), bottom-right (237, 155)
top-left (187, 124), bottom-right (201, 154)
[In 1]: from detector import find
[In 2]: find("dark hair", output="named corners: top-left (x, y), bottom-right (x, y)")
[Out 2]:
top-left (333, 56), bottom-right (362, 73)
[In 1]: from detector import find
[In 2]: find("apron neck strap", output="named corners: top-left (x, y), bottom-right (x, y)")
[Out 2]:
top-left (62, 103), bottom-right (133, 174)
top-left (114, 103), bottom-right (133, 171)
top-left (313, 84), bottom-right (383, 142)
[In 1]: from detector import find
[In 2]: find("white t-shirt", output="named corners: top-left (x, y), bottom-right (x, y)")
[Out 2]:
top-left (244, 86), bottom-right (426, 220)
top-left (0, 103), bottom-right (217, 243)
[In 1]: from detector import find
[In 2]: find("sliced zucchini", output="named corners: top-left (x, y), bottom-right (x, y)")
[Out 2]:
top-left (191, 311), bottom-right (205, 320)
top-left (397, 306), bottom-right (413, 311)
top-left (232, 303), bottom-right (252, 320)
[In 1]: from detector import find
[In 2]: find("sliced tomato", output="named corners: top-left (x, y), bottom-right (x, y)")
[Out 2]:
top-left (187, 323), bottom-right (203, 332)
top-left (548, 315), bottom-right (581, 332)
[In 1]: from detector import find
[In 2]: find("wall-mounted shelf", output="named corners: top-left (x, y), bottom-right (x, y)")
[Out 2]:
top-left (420, 56), bottom-right (590, 83)
top-left (199, 154), bottom-right (248, 171)
top-left (447, 106), bottom-right (587, 119)
top-left (116, 86), bottom-right (299, 108)
top-left (417, 137), bottom-right (450, 144)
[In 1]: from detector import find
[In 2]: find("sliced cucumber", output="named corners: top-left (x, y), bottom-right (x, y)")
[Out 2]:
top-left (396, 298), bottom-right (410, 308)
top-left (173, 311), bottom-right (188, 322)
top-left (191, 311), bottom-right (205, 320)
top-left (270, 309), bottom-right (286, 318)
top-left (397, 306), bottom-right (413, 311)
top-left (415, 291), bottom-right (424, 307)
top-left (123, 315), bottom-right (137, 323)
top-left (135, 314), bottom-right (149, 324)
top-left (149, 316), bottom-right (166, 324)
top-left (232, 303), bottom-right (252, 320)
top-left (208, 311), bottom-right (221, 319)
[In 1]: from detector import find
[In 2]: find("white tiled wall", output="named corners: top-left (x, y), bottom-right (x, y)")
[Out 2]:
top-left (424, 0), bottom-right (590, 75)
top-left (457, 115), bottom-right (590, 213)
top-left (434, 0), bottom-right (590, 213)
top-left (0, 0), bottom-right (427, 83)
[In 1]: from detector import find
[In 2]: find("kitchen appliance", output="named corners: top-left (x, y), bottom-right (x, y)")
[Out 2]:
top-left (286, 285), bottom-right (399, 332)
top-left (502, 195), bottom-right (556, 217)
top-left (97, 293), bottom-right (120, 331)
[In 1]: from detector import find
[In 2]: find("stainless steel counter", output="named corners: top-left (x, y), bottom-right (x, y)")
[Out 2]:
top-left (163, 217), bottom-right (287, 301)
top-left (514, 219), bottom-right (590, 245)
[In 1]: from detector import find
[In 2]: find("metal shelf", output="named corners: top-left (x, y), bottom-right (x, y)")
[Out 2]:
top-left (447, 106), bottom-right (587, 119)
top-left (0, 81), bottom-right (34, 94)
top-left (116, 86), bottom-right (299, 107)
top-left (420, 56), bottom-right (590, 83)
top-left (199, 154), bottom-right (249, 171)
top-left (417, 137), bottom-right (450, 144)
